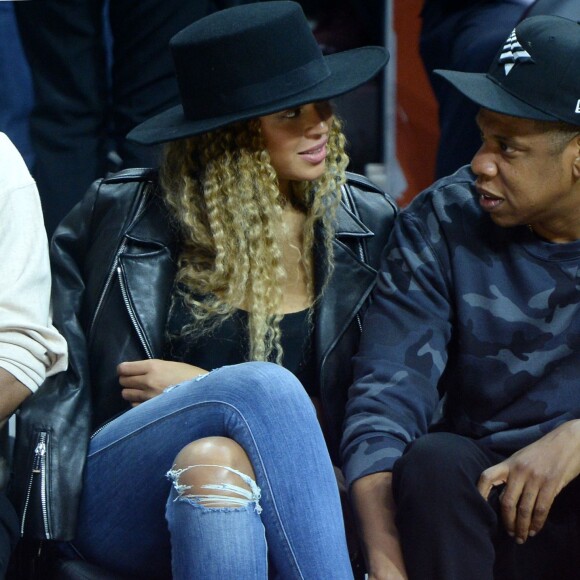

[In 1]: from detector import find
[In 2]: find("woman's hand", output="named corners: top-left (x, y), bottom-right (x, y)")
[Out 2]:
top-left (118, 359), bottom-right (208, 406)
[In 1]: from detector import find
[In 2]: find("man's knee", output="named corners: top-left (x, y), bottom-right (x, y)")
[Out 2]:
top-left (394, 433), bottom-right (488, 497)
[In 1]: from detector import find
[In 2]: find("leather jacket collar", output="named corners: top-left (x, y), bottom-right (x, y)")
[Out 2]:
top-left (120, 184), bottom-right (377, 369)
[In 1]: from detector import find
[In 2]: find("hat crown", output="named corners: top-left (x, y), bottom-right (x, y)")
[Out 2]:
top-left (487, 15), bottom-right (580, 125)
top-left (171, 1), bottom-right (329, 121)
top-left (126, 1), bottom-right (388, 145)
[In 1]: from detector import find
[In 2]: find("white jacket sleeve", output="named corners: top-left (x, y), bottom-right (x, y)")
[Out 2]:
top-left (0, 133), bottom-right (67, 392)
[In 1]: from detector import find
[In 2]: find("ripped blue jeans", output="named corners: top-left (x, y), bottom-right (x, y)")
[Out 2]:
top-left (67, 362), bottom-right (353, 579)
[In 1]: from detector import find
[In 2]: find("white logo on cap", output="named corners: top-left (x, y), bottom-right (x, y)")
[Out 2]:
top-left (576, 100), bottom-right (580, 114)
top-left (498, 30), bottom-right (533, 75)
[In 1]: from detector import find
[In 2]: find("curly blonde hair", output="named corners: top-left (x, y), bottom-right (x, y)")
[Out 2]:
top-left (161, 114), bottom-right (349, 362)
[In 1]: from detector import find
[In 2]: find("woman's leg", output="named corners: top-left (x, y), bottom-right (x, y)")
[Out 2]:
top-left (166, 437), bottom-right (267, 579)
top-left (71, 362), bottom-right (353, 579)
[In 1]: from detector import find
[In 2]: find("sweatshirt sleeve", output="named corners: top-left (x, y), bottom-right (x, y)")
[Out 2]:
top-left (0, 133), bottom-right (67, 392)
top-left (341, 202), bottom-right (454, 486)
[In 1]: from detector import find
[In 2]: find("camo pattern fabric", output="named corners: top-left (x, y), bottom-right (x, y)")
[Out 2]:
top-left (341, 166), bottom-right (580, 486)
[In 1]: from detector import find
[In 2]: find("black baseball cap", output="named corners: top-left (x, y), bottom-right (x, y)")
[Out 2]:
top-left (435, 15), bottom-right (580, 127)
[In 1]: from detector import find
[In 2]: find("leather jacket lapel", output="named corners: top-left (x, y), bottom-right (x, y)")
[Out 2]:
top-left (315, 201), bottom-right (377, 368)
top-left (118, 193), bottom-right (178, 359)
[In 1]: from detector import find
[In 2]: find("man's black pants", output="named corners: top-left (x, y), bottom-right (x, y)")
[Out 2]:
top-left (393, 432), bottom-right (580, 580)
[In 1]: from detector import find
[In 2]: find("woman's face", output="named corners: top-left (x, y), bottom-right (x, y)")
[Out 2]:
top-left (259, 101), bottom-right (333, 196)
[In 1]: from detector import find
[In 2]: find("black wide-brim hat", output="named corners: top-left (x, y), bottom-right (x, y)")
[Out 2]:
top-left (434, 15), bottom-right (580, 126)
top-left (128, 1), bottom-right (389, 145)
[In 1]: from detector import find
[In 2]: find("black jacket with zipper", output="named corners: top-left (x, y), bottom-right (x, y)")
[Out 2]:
top-left (10, 168), bottom-right (397, 541)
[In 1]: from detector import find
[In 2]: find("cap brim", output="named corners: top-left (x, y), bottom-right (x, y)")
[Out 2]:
top-left (435, 69), bottom-right (558, 122)
top-left (128, 46), bottom-right (389, 145)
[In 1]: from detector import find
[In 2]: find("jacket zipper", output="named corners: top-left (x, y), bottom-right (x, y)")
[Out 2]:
top-left (89, 190), bottom-right (153, 441)
top-left (21, 431), bottom-right (51, 538)
top-left (117, 265), bottom-right (153, 360)
top-left (89, 266), bottom-right (154, 442)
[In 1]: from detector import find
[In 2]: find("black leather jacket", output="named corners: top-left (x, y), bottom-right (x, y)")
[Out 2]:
top-left (10, 168), bottom-right (397, 541)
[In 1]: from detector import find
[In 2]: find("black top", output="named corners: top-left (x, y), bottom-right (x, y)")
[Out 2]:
top-left (164, 290), bottom-right (318, 397)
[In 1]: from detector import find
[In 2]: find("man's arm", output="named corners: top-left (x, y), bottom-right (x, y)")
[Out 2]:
top-left (0, 133), bottom-right (67, 410)
top-left (351, 472), bottom-right (407, 580)
top-left (0, 368), bottom-right (31, 427)
top-left (342, 209), bottom-right (454, 577)
top-left (478, 419), bottom-right (580, 544)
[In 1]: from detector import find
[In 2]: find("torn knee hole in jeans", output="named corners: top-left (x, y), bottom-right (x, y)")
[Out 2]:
top-left (167, 464), bottom-right (263, 514)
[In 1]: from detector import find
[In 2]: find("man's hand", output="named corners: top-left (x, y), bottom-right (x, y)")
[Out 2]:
top-left (477, 420), bottom-right (580, 544)
top-left (351, 472), bottom-right (408, 580)
top-left (118, 359), bottom-right (207, 406)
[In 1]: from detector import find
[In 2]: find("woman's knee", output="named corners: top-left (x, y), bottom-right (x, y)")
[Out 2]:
top-left (182, 362), bottom-right (311, 415)
top-left (231, 361), bottom-right (306, 399)
top-left (167, 437), bottom-right (261, 509)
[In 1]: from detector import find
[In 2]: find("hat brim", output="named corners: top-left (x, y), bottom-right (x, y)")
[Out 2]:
top-left (435, 69), bottom-right (559, 123)
top-left (128, 46), bottom-right (388, 145)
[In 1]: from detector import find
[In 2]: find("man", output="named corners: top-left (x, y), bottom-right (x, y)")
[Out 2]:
top-left (0, 132), bottom-right (67, 576)
top-left (13, 0), bottom-right (255, 236)
top-left (342, 15), bottom-right (580, 580)
top-left (420, 0), bottom-right (532, 178)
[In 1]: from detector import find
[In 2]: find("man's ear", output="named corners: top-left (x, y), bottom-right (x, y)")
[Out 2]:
top-left (573, 135), bottom-right (580, 179)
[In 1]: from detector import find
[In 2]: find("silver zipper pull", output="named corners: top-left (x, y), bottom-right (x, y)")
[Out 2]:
top-left (32, 440), bottom-right (46, 473)
top-left (35, 441), bottom-right (46, 457)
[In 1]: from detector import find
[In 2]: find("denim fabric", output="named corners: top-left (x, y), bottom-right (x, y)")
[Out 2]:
top-left (166, 484), bottom-right (268, 578)
top-left (70, 362), bottom-right (353, 579)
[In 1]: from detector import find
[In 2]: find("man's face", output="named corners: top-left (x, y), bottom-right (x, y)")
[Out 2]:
top-left (471, 109), bottom-right (580, 242)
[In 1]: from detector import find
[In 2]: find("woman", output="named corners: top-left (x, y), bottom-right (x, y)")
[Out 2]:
top-left (11, 2), bottom-right (395, 578)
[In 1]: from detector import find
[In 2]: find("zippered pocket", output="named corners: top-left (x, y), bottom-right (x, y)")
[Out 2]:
top-left (20, 430), bottom-right (51, 539)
